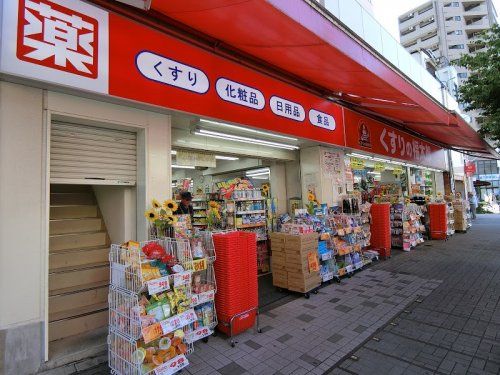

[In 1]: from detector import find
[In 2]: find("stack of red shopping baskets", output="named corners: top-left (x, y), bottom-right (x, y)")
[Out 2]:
top-left (428, 203), bottom-right (447, 240)
top-left (212, 231), bottom-right (258, 337)
top-left (370, 203), bottom-right (391, 258)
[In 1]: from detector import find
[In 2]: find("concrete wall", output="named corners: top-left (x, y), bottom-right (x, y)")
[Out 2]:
top-left (0, 81), bottom-right (172, 373)
top-left (0, 81), bottom-right (45, 374)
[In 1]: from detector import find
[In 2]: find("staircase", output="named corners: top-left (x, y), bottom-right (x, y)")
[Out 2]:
top-left (48, 185), bottom-right (109, 347)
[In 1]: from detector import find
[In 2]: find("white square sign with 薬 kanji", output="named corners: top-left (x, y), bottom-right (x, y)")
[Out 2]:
top-left (0, 0), bottom-right (109, 93)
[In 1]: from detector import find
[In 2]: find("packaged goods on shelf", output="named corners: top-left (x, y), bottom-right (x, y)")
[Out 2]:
top-left (390, 203), bottom-right (425, 251)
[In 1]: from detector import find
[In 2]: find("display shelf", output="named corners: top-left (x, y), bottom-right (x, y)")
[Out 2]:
top-left (390, 203), bottom-right (425, 251)
top-left (232, 198), bottom-right (265, 201)
top-left (236, 210), bottom-right (265, 215)
top-left (236, 223), bottom-right (266, 229)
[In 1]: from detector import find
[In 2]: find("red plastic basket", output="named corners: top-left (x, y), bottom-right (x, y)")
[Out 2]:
top-left (213, 231), bottom-right (258, 334)
top-left (370, 203), bottom-right (391, 251)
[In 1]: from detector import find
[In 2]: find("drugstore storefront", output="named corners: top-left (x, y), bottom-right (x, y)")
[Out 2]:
top-left (0, 0), bottom-right (466, 373)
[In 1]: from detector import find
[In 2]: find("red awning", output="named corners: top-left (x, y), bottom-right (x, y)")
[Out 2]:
top-left (149, 0), bottom-right (494, 156)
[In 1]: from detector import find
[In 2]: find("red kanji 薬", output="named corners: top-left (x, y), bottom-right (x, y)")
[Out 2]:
top-left (17, 0), bottom-right (98, 78)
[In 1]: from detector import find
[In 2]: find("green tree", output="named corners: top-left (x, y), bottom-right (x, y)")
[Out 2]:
top-left (454, 24), bottom-right (500, 147)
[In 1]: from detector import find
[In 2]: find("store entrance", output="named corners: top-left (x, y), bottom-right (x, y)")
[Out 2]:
top-left (170, 114), bottom-right (304, 307)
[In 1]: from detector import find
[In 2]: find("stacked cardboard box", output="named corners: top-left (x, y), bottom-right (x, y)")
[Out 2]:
top-left (270, 232), bottom-right (321, 293)
top-left (453, 201), bottom-right (468, 231)
top-left (270, 232), bottom-right (287, 288)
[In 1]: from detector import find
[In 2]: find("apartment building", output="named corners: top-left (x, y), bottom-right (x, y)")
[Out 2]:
top-left (399, 0), bottom-right (497, 87)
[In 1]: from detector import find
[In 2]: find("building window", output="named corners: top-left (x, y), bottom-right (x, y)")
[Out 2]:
top-left (453, 2), bottom-right (459, 6)
top-left (455, 30), bottom-right (463, 35)
top-left (449, 44), bottom-right (465, 49)
top-left (458, 72), bottom-right (468, 78)
top-left (418, 5), bottom-right (433, 15)
top-left (455, 16), bottom-right (461, 21)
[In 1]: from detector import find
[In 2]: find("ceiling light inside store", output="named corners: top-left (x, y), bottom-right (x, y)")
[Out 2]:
top-left (171, 150), bottom-right (239, 161)
top-left (194, 130), bottom-right (299, 150)
top-left (215, 155), bottom-right (239, 161)
top-left (172, 164), bottom-right (196, 169)
top-left (251, 176), bottom-right (270, 180)
top-left (246, 168), bottom-right (270, 176)
top-left (199, 119), bottom-right (298, 141)
top-left (349, 153), bottom-right (373, 159)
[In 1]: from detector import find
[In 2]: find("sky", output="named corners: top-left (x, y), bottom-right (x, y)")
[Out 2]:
top-left (373, 0), bottom-right (500, 41)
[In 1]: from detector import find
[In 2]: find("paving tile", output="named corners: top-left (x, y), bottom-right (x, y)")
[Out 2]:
top-left (361, 301), bottom-right (378, 308)
top-left (276, 334), bottom-right (293, 343)
top-left (296, 313), bottom-right (315, 323)
top-left (244, 339), bottom-right (262, 350)
top-left (302, 303), bottom-right (317, 310)
top-left (329, 298), bottom-right (341, 303)
top-left (353, 325), bottom-right (368, 333)
top-left (327, 333), bottom-right (344, 343)
top-left (334, 305), bottom-right (352, 313)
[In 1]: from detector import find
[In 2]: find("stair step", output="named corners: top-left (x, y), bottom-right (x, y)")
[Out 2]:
top-left (50, 218), bottom-right (103, 235)
top-left (50, 192), bottom-right (96, 206)
top-left (49, 286), bottom-right (108, 320)
top-left (50, 247), bottom-right (109, 271)
top-left (51, 184), bottom-right (93, 193)
top-left (50, 261), bottom-right (109, 274)
top-left (50, 231), bottom-right (107, 252)
top-left (50, 302), bottom-right (108, 322)
top-left (49, 266), bottom-right (109, 295)
top-left (50, 205), bottom-right (98, 219)
top-left (49, 310), bottom-right (108, 342)
top-left (50, 280), bottom-right (109, 297)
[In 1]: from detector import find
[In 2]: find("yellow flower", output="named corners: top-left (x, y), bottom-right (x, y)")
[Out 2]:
top-left (151, 199), bottom-right (161, 209)
top-left (307, 192), bottom-right (316, 202)
top-left (144, 209), bottom-right (158, 222)
top-left (209, 201), bottom-right (218, 208)
top-left (163, 199), bottom-right (178, 212)
top-left (405, 198), bottom-right (411, 204)
top-left (165, 214), bottom-right (178, 225)
top-left (261, 184), bottom-right (270, 195)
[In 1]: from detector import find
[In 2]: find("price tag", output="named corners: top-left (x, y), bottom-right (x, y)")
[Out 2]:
top-left (192, 258), bottom-right (207, 272)
top-left (191, 294), bottom-right (199, 305)
top-left (322, 272), bottom-right (334, 282)
top-left (142, 323), bottom-right (163, 344)
top-left (185, 327), bottom-right (212, 344)
top-left (321, 251), bottom-right (333, 261)
top-left (173, 271), bottom-right (191, 287)
top-left (147, 276), bottom-right (170, 295)
top-left (160, 315), bottom-right (183, 334)
top-left (154, 354), bottom-right (189, 375)
top-left (179, 308), bottom-right (197, 326)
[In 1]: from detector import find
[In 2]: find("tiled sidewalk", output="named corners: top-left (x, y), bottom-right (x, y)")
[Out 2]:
top-left (332, 215), bottom-right (500, 375)
top-left (184, 269), bottom-right (440, 375)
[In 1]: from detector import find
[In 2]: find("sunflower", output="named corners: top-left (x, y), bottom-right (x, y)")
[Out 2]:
top-left (163, 199), bottom-right (178, 212)
top-left (307, 192), bottom-right (316, 202)
top-left (151, 199), bottom-right (161, 209)
top-left (261, 184), bottom-right (270, 195)
top-left (165, 214), bottom-right (178, 225)
top-left (405, 198), bottom-right (411, 204)
top-left (209, 201), bottom-right (219, 209)
top-left (144, 209), bottom-right (158, 222)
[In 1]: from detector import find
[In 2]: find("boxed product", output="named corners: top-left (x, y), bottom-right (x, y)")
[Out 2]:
top-left (272, 268), bottom-right (288, 288)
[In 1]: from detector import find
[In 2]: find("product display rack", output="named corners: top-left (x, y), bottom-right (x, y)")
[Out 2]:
top-left (225, 189), bottom-right (273, 275)
top-left (446, 202), bottom-right (455, 236)
top-left (390, 203), bottom-right (425, 251)
top-left (108, 235), bottom-right (217, 375)
top-left (326, 212), bottom-right (372, 279)
top-left (452, 199), bottom-right (469, 232)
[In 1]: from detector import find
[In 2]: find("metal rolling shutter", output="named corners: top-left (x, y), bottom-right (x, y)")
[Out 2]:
top-left (50, 122), bottom-right (137, 185)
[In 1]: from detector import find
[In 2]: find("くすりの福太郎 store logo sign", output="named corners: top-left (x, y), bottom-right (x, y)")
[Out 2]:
top-left (0, 0), bottom-right (109, 93)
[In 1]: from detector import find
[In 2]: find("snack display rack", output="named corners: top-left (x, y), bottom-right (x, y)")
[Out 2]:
top-left (327, 213), bottom-right (372, 278)
top-left (390, 203), bottom-right (425, 251)
top-left (108, 235), bottom-right (217, 375)
top-left (446, 202), bottom-right (455, 236)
